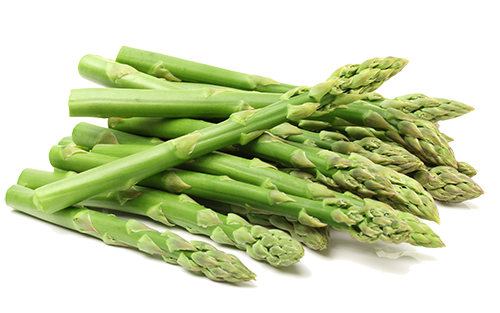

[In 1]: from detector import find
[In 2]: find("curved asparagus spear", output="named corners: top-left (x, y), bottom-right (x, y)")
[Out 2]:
top-left (5, 184), bottom-right (256, 282)
top-left (69, 87), bottom-right (283, 119)
top-left (48, 145), bottom-right (412, 245)
top-left (411, 166), bottom-right (484, 203)
top-left (361, 92), bottom-right (474, 122)
top-left (269, 122), bottom-right (424, 174)
top-left (18, 168), bottom-right (304, 267)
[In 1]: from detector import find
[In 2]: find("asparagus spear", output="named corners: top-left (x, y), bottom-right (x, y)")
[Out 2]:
top-left (30, 82), bottom-right (327, 213)
top-left (105, 117), bottom-right (440, 222)
top-left (306, 100), bottom-right (458, 168)
top-left (193, 197), bottom-right (331, 251)
top-left (69, 87), bottom-right (283, 119)
top-left (361, 92), bottom-right (474, 122)
top-left (273, 138), bottom-right (440, 223)
top-left (48, 144), bottom-right (413, 245)
top-left (411, 166), bottom-right (484, 203)
top-left (78, 54), bottom-right (185, 90)
top-left (88, 143), bottom-right (443, 247)
top-left (18, 168), bottom-right (304, 267)
top-left (269, 122), bottom-right (425, 174)
top-left (105, 118), bottom-right (398, 199)
top-left (51, 144), bottom-right (440, 250)
top-left (5, 184), bottom-right (256, 282)
top-left (115, 46), bottom-right (408, 97)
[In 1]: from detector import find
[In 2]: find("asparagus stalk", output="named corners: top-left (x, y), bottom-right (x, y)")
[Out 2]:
top-left (411, 166), bottom-right (484, 203)
top-left (281, 175), bottom-right (444, 248)
top-left (5, 184), bottom-right (256, 282)
top-left (88, 143), bottom-right (442, 247)
top-left (71, 122), bottom-right (163, 150)
top-left (31, 82), bottom-right (327, 213)
top-left (193, 197), bottom-right (331, 251)
top-left (116, 46), bottom-right (408, 98)
top-left (269, 122), bottom-right (425, 174)
top-left (69, 87), bottom-right (283, 119)
top-left (307, 100), bottom-right (458, 168)
top-left (361, 92), bottom-right (474, 122)
top-left (105, 117), bottom-right (440, 222)
top-left (18, 168), bottom-right (304, 267)
top-left (272, 138), bottom-right (439, 223)
top-left (105, 118), bottom-right (398, 199)
top-left (48, 144), bottom-right (413, 245)
top-left (78, 54), bottom-right (185, 90)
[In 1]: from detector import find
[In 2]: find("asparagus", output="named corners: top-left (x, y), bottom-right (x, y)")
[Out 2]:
top-left (71, 122), bottom-right (163, 150)
top-left (411, 166), bottom-right (484, 203)
top-left (88, 143), bottom-right (442, 247)
top-left (307, 100), bottom-right (458, 168)
top-left (116, 46), bottom-right (408, 104)
top-left (457, 161), bottom-right (478, 177)
top-left (105, 117), bottom-right (441, 222)
top-left (78, 54), bottom-right (185, 90)
top-left (69, 87), bottom-right (283, 119)
top-left (30, 82), bottom-right (328, 213)
top-left (18, 168), bottom-right (304, 267)
top-left (269, 122), bottom-right (425, 174)
top-left (5, 184), bottom-right (256, 282)
top-left (278, 139), bottom-right (440, 223)
top-left (193, 197), bottom-right (331, 251)
top-left (361, 92), bottom-right (474, 122)
top-left (48, 144), bottom-right (413, 245)
top-left (105, 118), bottom-right (398, 199)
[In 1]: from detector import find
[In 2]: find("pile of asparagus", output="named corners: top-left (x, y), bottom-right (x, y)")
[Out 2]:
top-left (5, 46), bottom-right (483, 283)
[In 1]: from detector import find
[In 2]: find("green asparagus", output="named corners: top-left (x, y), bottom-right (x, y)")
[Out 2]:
top-left (193, 197), bottom-right (331, 251)
top-left (116, 46), bottom-right (408, 96)
top-left (269, 122), bottom-right (425, 174)
top-left (18, 168), bottom-right (304, 267)
top-left (278, 139), bottom-right (439, 223)
top-left (86, 142), bottom-right (442, 247)
top-left (69, 87), bottom-right (283, 119)
top-left (31, 82), bottom-right (328, 213)
top-left (361, 92), bottom-right (474, 122)
top-left (48, 144), bottom-right (413, 245)
top-left (105, 118), bottom-right (398, 199)
top-left (78, 54), bottom-right (185, 90)
top-left (6, 184), bottom-right (256, 282)
top-left (306, 100), bottom-right (458, 168)
top-left (411, 166), bottom-right (484, 203)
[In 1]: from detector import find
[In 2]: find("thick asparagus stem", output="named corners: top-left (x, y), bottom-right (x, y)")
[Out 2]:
top-left (269, 122), bottom-right (425, 174)
top-left (48, 145), bottom-right (413, 245)
top-left (5, 184), bottom-right (256, 282)
top-left (361, 92), bottom-right (474, 122)
top-left (68, 87), bottom-right (282, 118)
top-left (307, 100), bottom-right (458, 168)
top-left (18, 168), bottom-right (304, 267)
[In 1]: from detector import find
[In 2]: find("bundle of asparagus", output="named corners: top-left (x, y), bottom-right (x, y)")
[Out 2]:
top-left (5, 46), bottom-right (483, 283)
